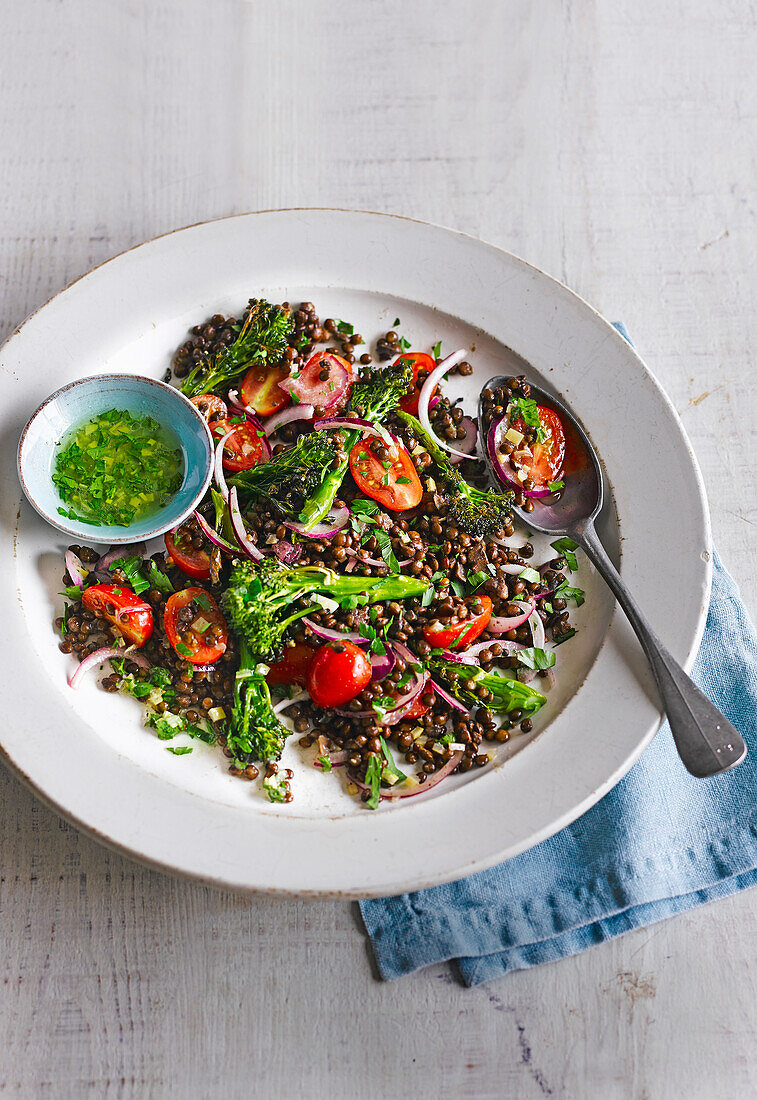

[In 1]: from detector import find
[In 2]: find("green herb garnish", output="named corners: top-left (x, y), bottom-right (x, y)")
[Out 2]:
top-left (550, 537), bottom-right (579, 571)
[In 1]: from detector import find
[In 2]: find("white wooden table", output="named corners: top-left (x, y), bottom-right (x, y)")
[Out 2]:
top-left (2, 1), bottom-right (756, 1096)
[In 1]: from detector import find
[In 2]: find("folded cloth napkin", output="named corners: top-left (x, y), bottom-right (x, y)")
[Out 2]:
top-left (360, 329), bottom-right (757, 985)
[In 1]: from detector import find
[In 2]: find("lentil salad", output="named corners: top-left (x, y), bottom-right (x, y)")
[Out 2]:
top-left (56, 298), bottom-right (585, 808)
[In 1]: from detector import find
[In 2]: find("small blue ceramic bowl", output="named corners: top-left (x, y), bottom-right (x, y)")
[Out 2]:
top-left (17, 374), bottom-right (214, 544)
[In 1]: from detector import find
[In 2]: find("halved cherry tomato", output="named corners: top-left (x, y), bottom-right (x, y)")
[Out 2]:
top-left (422, 596), bottom-right (493, 650)
top-left (349, 439), bottom-right (423, 512)
top-left (306, 640), bottom-right (372, 708)
top-left (286, 350), bottom-right (353, 414)
top-left (82, 583), bottom-right (154, 648)
top-left (241, 362), bottom-right (291, 417)
top-left (397, 352), bottom-right (438, 416)
top-left (210, 418), bottom-right (266, 472)
top-left (400, 695), bottom-right (430, 720)
top-left (266, 643), bottom-right (318, 686)
top-left (190, 394), bottom-right (227, 422)
top-left (165, 526), bottom-right (211, 580)
top-left (511, 406), bottom-right (566, 488)
top-left (164, 587), bottom-right (228, 665)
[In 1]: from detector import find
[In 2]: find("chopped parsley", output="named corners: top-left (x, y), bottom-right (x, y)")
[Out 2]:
top-left (553, 627), bottom-right (578, 646)
top-left (147, 560), bottom-right (174, 594)
top-left (548, 479), bottom-right (565, 492)
top-left (109, 555), bottom-right (150, 596)
top-left (516, 647), bottom-right (556, 670)
top-left (517, 566), bottom-right (541, 585)
top-left (508, 397), bottom-right (548, 443)
top-left (380, 737), bottom-right (407, 783)
top-left (317, 755), bottom-right (332, 772)
top-left (398, 336), bottom-right (412, 352)
top-left (335, 319), bottom-right (354, 335)
top-left (166, 745), bottom-right (193, 756)
top-left (364, 754), bottom-right (383, 809)
top-left (550, 537), bottom-right (579, 571)
top-left (393, 317), bottom-right (401, 327)
top-left (262, 773), bottom-right (288, 802)
top-left (431, 340), bottom-right (442, 359)
top-left (555, 580), bottom-right (585, 607)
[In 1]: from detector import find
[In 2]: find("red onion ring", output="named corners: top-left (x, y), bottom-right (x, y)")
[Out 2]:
top-left (228, 487), bottom-right (264, 562)
top-left (343, 547), bottom-right (412, 569)
top-left (213, 429), bottom-right (234, 501)
top-left (273, 690), bottom-right (309, 715)
top-left (95, 544), bottom-right (145, 573)
top-left (485, 415), bottom-right (555, 499)
top-left (300, 616), bottom-right (397, 682)
top-left (68, 646), bottom-right (150, 690)
top-left (273, 540), bottom-right (303, 565)
top-left (449, 416), bottom-right (480, 465)
top-left (417, 349), bottom-right (472, 460)
top-left (314, 750), bottom-right (349, 768)
top-left (193, 511), bottom-right (238, 553)
top-left (349, 750), bottom-right (465, 802)
top-left (428, 678), bottom-right (468, 713)
top-left (65, 550), bottom-right (89, 588)
top-left (486, 600), bottom-right (536, 633)
top-left (314, 415), bottom-right (397, 450)
top-left (263, 404), bottom-right (315, 434)
top-left (283, 505), bottom-right (350, 539)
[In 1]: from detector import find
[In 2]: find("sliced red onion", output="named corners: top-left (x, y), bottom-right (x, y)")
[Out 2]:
top-left (273, 540), bottom-right (302, 565)
top-left (486, 415), bottom-right (555, 499)
top-left (193, 510), bottom-right (237, 553)
top-left (368, 646), bottom-right (396, 683)
top-left (273, 690), bottom-right (309, 715)
top-left (487, 600), bottom-right (536, 634)
top-left (228, 487), bottom-right (264, 562)
top-left (95, 544), bottom-right (145, 573)
top-left (302, 616), bottom-right (362, 645)
top-left (428, 678), bottom-right (468, 713)
top-left (417, 349), bottom-right (473, 461)
top-left (68, 646), bottom-right (150, 690)
top-left (343, 547), bottom-right (412, 570)
top-left (65, 550), bottom-right (89, 588)
top-left (213, 429), bottom-right (234, 501)
top-left (496, 561), bottom-right (530, 576)
top-left (525, 602), bottom-right (546, 649)
top-left (314, 415), bottom-right (397, 450)
top-left (449, 416), bottom-right (480, 465)
top-left (333, 667), bottom-right (427, 722)
top-left (348, 750), bottom-right (465, 802)
top-left (314, 750), bottom-right (349, 768)
top-left (460, 639), bottom-right (523, 661)
top-left (263, 404), bottom-right (315, 434)
top-left (279, 352), bottom-right (351, 412)
top-left (283, 504), bottom-right (350, 539)
top-left (345, 557), bottom-right (357, 573)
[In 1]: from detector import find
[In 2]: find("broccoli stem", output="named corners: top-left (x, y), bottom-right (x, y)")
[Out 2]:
top-left (431, 658), bottom-right (546, 714)
top-left (297, 429), bottom-right (360, 530)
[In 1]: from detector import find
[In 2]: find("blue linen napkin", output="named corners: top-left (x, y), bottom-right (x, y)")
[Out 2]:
top-left (360, 329), bottom-right (757, 985)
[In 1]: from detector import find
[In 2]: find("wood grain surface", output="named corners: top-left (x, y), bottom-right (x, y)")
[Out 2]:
top-left (1, 1), bottom-right (756, 1096)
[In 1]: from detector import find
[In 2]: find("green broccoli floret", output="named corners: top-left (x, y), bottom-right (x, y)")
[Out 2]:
top-left (222, 557), bottom-right (431, 662)
top-left (430, 657), bottom-right (546, 714)
top-left (395, 409), bottom-right (513, 536)
top-left (179, 298), bottom-right (293, 398)
top-left (229, 431), bottom-right (337, 519)
top-left (226, 644), bottom-right (289, 763)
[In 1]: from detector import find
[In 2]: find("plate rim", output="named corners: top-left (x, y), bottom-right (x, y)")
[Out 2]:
top-left (0, 208), bottom-right (712, 897)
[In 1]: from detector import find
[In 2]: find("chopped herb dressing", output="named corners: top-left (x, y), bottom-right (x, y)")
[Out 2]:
top-left (53, 408), bottom-right (184, 526)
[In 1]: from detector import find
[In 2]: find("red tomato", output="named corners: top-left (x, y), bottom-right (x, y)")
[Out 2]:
top-left (210, 418), bottom-right (266, 472)
top-left (164, 587), bottom-right (228, 665)
top-left (511, 406), bottom-right (566, 488)
top-left (397, 352), bottom-right (438, 416)
top-left (349, 439), bottom-right (423, 512)
top-left (190, 394), bottom-right (227, 422)
top-left (82, 583), bottom-right (154, 648)
top-left (288, 351), bottom-right (352, 412)
top-left (306, 640), bottom-right (372, 708)
top-left (401, 696), bottom-right (430, 720)
top-left (165, 526), bottom-right (211, 580)
top-left (241, 363), bottom-right (291, 417)
top-left (422, 596), bottom-right (493, 650)
top-left (266, 643), bottom-right (318, 686)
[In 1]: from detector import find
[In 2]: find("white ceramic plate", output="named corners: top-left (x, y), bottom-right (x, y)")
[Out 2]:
top-left (0, 211), bottom-right (711, 897)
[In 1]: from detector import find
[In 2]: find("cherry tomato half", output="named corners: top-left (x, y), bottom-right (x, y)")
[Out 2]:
top-left (422, 596), bottom-right (493, 650)
top-left (165, 526), bottom-right (211, 580)
top-left (397, 352), bottom-right (438, 416)
top-left (511, 406), bottom-right (566, 488)
top-left (190, 394), bottom-right (227, 422)
top-left (306, 640), bottom-right (372, 708)
top-left (266, 643), bottom-right (318, 687)
top-left (400, 695), bottom-right (430, 721)
top-left (210, 418), bottom-right (266, 472)
top-left (349, 439), bottom-right (423, 512)
top-left (241, 363), bottom-right (291, 417)
top-left (82, 583), bottom-right (154, 648)
top-left (164, 587), bottom-right (228, 665)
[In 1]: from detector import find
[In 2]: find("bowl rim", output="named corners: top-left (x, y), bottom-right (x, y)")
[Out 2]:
top-left (16, 372), bottom-right (214, 543)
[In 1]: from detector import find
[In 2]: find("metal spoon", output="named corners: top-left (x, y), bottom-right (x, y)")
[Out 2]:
top-left (479, 377), bottom-right (746, 778)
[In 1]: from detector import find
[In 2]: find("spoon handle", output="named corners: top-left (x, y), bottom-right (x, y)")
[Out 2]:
top-left (571, 523), bottom-right (746, 777)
